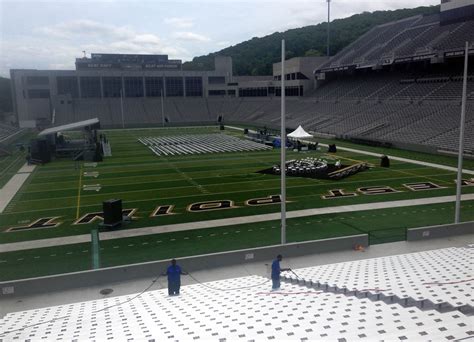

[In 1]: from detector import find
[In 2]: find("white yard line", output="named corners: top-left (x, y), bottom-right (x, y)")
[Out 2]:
top-left (0, 163), bottom-right (36, 214)
top-left (1, 193), bottom-right (474, 253)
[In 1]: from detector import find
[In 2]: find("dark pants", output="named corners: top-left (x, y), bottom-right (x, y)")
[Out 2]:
top-left (168, 280), bottom-right (180, 296)
top-left (272, 278), bottom-right (280, 290)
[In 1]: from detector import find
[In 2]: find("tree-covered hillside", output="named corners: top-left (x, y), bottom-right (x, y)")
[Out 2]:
top-left (183, 5), bottom-right (440, 75)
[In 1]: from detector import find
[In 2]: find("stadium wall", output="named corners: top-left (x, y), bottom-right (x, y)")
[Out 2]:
top-left (407, 221), bottom-right (474, 240)
top-left (0, 234), bottom-right (368, 297)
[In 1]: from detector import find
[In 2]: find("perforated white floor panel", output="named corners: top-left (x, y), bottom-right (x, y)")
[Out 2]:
top-left (288, 246), bottom-right (474, 308)
top-left (1, 274), bottom-right (472, 341)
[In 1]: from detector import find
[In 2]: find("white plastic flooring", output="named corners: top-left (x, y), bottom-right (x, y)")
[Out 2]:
top-left (2, 245), bottom-right (474, 341)
top-left (286, 246), bottom-right (474, 310)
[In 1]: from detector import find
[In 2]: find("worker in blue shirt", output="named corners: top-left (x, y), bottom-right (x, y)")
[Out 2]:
top-left (271, 254), bottom-right (290, 290)
top-left (163, 259), bottom-right (188, 296)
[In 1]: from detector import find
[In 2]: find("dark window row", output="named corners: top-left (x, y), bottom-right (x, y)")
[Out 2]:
top-left (239, 87), bottom-right (268, 97)
top-left (57, 77), bottom-right (79, 98)
top-left (185, 77), bottom-right (203, 97)
top-left (273, 72), bottom-right (309, 81)
top-left (208, 90), bottom-right (226, 96)
top-left (54, 76), bottom-right (204, 98)
top-left (103, 77), bottom-right (122, 98)
top-left (28, 89), bottom-right (50, 98)
top-left (275, 85), bottom-right (304, 96)
top-left (27, 76), bottom-right (49, 86)
top-left (208, 76), bottom-right (225, 84)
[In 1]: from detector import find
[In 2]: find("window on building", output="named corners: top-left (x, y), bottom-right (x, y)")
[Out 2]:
top-left (165, 77), bottom-right (183, 97)
top-left (124, 77), bottom-right (144, 97)
top-left (238, 87), bottom-right (268, 97)
top-left (145, 77), bottom-right (164, 97)
top-left (208, 76), bottom-right (225, 85)
top-left (227, 90), bottom-right (236, 97)
top-left (103, 77), bottom-right (122, 98)
top-left (57, 77), bottom-right (79, 98)
top-left (80, 77), bottom-right (101, 98)
top-left (275, 86), bottom-right (302, 97)
top-left (297, 72), bottom-right (309, 80)
top-left (27, 76), bottom-right (49, 86)
top-left (208, 90), bottom-right (226, 96)
top-left (28, 89), bottom-right (50, 99)
top-left (185, 77), bottom-right (202, 97)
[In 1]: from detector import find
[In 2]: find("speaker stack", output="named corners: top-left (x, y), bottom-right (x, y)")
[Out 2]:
top-left (380, 155), bottom-right (390, 168)
top-left (31, 139), bottom-right (52, 163)
top-left (102, 199), bottom-right (123, 228)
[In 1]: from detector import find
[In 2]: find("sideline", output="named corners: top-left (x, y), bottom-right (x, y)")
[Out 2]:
top-left (1, 193), bottom-right (473, 253)
top-left (225, 126), bottom-right (474, 175)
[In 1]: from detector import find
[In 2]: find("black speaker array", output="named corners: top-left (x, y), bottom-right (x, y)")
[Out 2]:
top-left (103, 199), bottom-right (122, 227)
top-left (380, 155), bottom-right (390, 168)
top-left (31, 139), bottom-right (52, 163)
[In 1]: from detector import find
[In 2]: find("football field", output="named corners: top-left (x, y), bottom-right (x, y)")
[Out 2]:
top-left (0, 126), bottom-right (473, 280)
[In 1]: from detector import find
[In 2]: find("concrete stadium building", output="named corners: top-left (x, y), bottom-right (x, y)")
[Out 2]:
top-left (10, 53), bottom-right (325, 128)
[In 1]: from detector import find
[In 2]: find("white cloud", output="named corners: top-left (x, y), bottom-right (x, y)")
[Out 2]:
top-left (164, 17), bottom-right (194, 29)
top-left (172, 31), bottom-right (211, 42)
top-left (0, 19), bottom-right (194, 76)
top-left (38, 19), bottom-right (134, 40)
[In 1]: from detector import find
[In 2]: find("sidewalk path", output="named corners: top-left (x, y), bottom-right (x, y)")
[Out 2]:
top-left (0, 163), bottom-right (35, 214)
top-left (1, 193), bottom-right (473, 253)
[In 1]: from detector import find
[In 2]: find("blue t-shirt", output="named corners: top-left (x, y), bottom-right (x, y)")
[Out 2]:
top-left (271, 259), bottom-right (281, 280)
top-left (167, 265), bottom-right (182, 282)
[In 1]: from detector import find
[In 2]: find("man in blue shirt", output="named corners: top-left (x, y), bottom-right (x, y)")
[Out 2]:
top-left (163, 259), bottom-right (187, 296)
top-left (271, 254), bottom-right (290, 290)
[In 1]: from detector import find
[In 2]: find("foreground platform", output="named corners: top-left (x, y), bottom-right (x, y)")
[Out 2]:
top-left (1, 234), bottom-right (473, 340)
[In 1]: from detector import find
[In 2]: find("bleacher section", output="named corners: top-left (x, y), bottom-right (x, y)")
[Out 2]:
top-left (319, 13), bottom-right (474, 69)
top-left (53, 87), bottom-right (474, 154)
top-left (0, 123), bottom-right (23, 143)
top-left (1, 247), bottom-right (472, 340)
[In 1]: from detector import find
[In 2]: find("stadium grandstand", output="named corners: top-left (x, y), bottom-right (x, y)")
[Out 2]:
top-left (9, 7), bottom-right (474, 154)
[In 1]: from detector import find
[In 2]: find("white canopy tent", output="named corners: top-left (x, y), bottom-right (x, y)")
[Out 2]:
top-left (287, 125), bottom-right (313, 139)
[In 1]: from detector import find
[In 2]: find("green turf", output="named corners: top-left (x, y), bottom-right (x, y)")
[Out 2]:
top-left (0, 200), bottom-right (472, 281)
top-left (0, 126), bottom-right (473, 280)
top-left (1, 127), bottom-right (473, 243)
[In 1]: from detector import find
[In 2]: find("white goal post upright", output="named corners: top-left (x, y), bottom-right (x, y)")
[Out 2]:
top-left (455, 41), bottom-right (469, 223)
top-left (281, 39), bottom-right (287, 245)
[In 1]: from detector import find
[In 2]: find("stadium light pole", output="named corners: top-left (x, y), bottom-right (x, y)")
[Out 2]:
top-left (327, 0), bottom-right (331, 57)
top-left (454, 41), bottom-right (469, 223)
top-left (161, 88), bottom-right (165, 127)
top-left (120, 88), bottom-right (125, 129)
top-left (281, 39), bottom-right (287, 245)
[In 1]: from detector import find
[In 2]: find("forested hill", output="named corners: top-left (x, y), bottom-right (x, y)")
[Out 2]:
top-left (183, 5), bottom-right (440, 75)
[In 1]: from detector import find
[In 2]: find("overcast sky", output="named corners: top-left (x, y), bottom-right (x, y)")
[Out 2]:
top-left (0, 0), bottom-right (439, 77)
